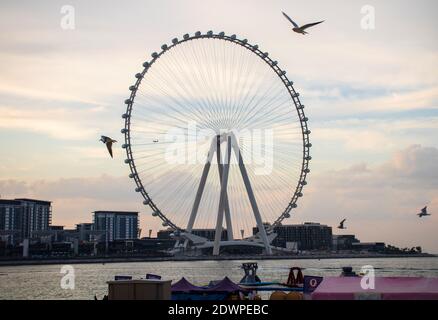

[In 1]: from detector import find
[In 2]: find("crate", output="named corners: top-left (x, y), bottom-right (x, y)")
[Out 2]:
top-left (107, 279), bottom-right (171, 300)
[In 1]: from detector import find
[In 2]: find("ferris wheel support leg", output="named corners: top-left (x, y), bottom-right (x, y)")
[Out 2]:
top-left (213, 135), bottom-right (232, 255)
top-left (183, 138), bottom-right (217, 249)
top-left (223, 196), bottom-right (234, 241)
top-left (216, 136), bottom-right (234, 241)
top-left (230, 133), bottom-right (273, 255)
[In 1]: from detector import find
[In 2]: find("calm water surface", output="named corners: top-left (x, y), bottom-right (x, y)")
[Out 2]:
top-left (1, 257), bottom-right (437, 299)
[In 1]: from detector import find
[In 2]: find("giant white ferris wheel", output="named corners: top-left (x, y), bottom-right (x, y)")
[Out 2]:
top-left (122, 31), bottom-right (311, 255)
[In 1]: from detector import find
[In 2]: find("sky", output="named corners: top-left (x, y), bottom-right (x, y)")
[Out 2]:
top-left (0, 0), bottom-right (437, 252)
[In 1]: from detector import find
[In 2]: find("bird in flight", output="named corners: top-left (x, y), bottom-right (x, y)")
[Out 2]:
top-left (153, 139), bottom-right (159, 143)
top-left (100, 135), bottom-right (117, 158)
top-left (337, 219), bottom-right (346, 229)
top-left (417, 206), bottom-right (431, 218)
top-left (282, 11), bottom-right (324, 35)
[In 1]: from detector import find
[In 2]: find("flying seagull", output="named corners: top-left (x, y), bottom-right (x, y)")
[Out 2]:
top-left (417, 206), bottom-right (431, 218)
top-left (337, 219), bottom-right (346, 229)
top-left (282, 11), bottom-right (324, 35)
top-left (100, 135), bottom-right (117, 158)
top-left (153, 139), bottom-right (159, 143)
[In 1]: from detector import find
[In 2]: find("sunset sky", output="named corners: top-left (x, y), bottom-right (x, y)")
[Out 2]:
top-left (1, 0), bottom-right (437, 252)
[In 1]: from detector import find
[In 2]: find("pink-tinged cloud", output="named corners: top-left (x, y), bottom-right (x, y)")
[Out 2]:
top-left (292, 145), bottom-right (438, 253)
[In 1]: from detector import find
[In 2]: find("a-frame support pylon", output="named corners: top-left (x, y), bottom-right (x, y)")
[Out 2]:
top-left (185, 132), bottom-right (272, 255)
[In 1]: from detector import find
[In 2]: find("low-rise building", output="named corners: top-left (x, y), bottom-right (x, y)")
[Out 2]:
top-left (352, 242), bottom-right (386, 252)
top-left (76, 223), bottom-right (94, 242)
top-left (93, 211), bottom-right (138, 242)
top-left (332, 234), bottom-right (360, 251)
top-left (254, 222), bottom-right (333, 251)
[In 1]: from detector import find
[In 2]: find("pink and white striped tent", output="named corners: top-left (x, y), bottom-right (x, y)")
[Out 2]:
top-left (311, 277), bottom-right (438, 300)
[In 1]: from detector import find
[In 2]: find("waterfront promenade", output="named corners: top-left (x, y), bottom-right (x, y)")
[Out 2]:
top-left (0, 252), bottom-right (434, 267)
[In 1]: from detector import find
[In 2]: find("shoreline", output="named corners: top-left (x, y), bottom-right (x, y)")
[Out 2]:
top-left (0, 253), bottom-right (435, 267)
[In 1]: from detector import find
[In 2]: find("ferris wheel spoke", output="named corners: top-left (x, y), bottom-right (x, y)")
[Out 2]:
top-left (244, 112), bottom-right (297, 132)
top-left (245, 163), bottom-right (288, 223)
top-left (140, 60), bottom-right (218, 129)
top-left (207, 39), bottom-right (227, 126)
top-left (168, 43), bottom-right (219, 126)
top-left (134, 90), bottom-right (201, 123)
top-left (152, 167), bottom-right (201, 220)
top-left (184, 39), bottom-right (222, 128)
top-left (238, 90), bottom-right (293, 128)
top-left (233, 54), bottom-right (278, 123)
top-left (227, 45), bottom-right (247, 128)
top-left (134, 91), bottom-right (206, 129)
top-left (235, 77), bottom-right (287, 130)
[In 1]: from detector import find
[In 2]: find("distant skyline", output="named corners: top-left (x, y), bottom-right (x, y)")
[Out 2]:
top-left (0, 0), bottom-right (437, 252)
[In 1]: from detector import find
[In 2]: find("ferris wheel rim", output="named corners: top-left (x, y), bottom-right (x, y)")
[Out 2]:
top-left (122, 31), bottom-right (311, 232)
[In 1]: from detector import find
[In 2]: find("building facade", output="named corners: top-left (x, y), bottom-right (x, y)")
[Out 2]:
top-left (0, 198), bottom-right (52, 245)
top-left (351, 242), bottom-right (386, 252)
top-left (93, 211), bottom-right (138, 242)
top-left (192, 229), bottom-right (227, 241)
top-left (15, 198), bottom-right (52, 238)
top-left (157, 229), bottom-right (174, 240)
top-left (0, 200), bottom-right (24, 244)
top-left (254, 222), bottom-right (333, 251)
top-left (76, 223), bottom-right (94, 242)
top-left (332, 234), bottom-right (360, 251)
top-left (157, 228), bottom-right (227, 241)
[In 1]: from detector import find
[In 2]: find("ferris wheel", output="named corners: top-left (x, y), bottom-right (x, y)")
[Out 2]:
top-left (122, 31), bottom-right (311, 255)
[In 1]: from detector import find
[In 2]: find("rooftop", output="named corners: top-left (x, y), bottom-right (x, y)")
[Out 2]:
top-left (276, 222), bottom-right (331, 228)
top-left (0, 199), bottom-right (22, 205)
top-left (49, 226), bottom-right (64, 230)
top-left (14, 198), bottom-right (52, 205)
top-left (352, 242), bottom-right (385, 246)
top-left (94, 211), bottom-right (138, 216)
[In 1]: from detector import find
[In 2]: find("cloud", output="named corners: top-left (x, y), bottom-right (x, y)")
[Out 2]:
top-left (0, 87), bottom-right (121, 141)
top-left (0, 175), bottom-right (160, 233)
top-left (0, 106), bottom-right (98, 140)
top-left (312, 117), bottom-right (438, 157)
top-left (384, 145), bottom-right (438, 187)
top-left (297, 144), bottom-right (438, 252)
top-left (0, 175), bottom-right (134, 201)
top-left (315, 128), bottom-right (393, 151)
top-left (330, 86), bottom-right (438, 116)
